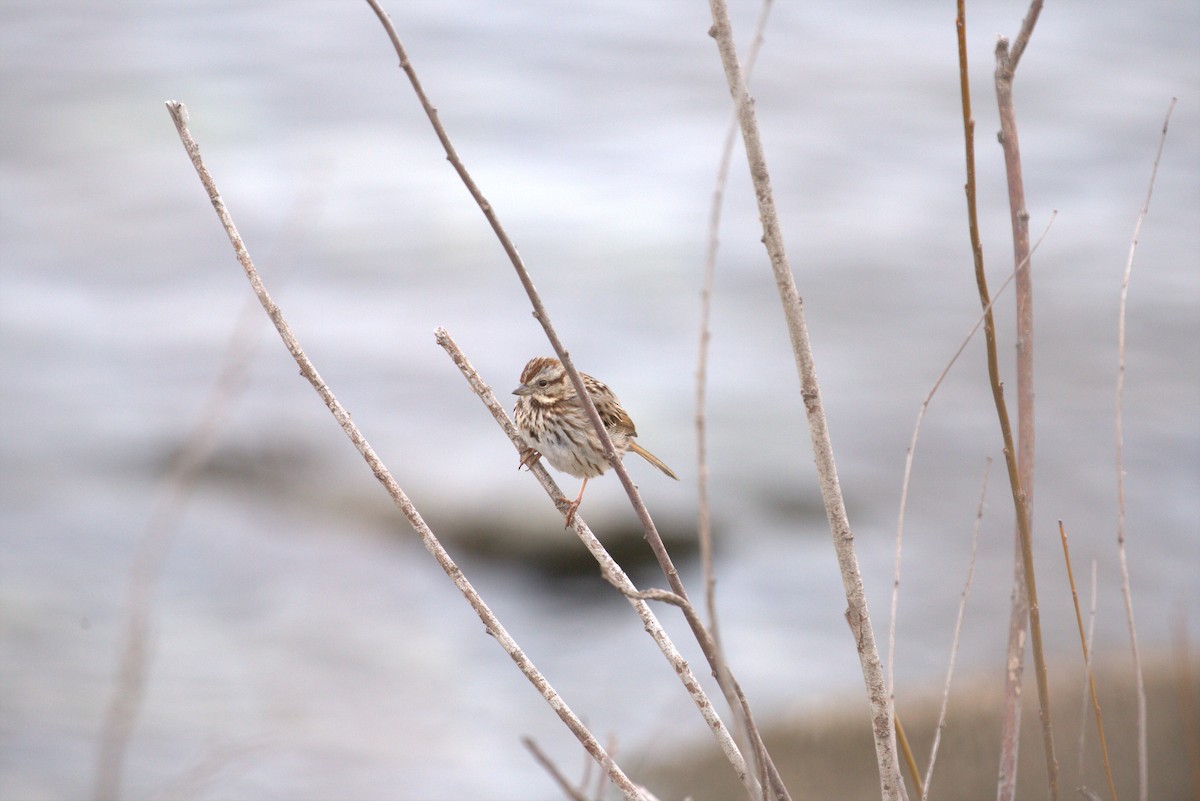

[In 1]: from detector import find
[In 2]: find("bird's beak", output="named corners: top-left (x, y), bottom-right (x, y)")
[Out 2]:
top-left (513, 383), bottom-right (531, 396)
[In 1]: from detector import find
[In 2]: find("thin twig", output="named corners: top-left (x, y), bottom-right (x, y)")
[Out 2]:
top-left (955, 3), bottom-right (1057, 798)
top-left (523, 737), bottom-right (591, 801)
top-left (992, 2), bottom-right (1049, 798)
top-left (1116, 96), bottom-right (1176, 801)
top-left (1076, 561), bottom-right (1098, 789)
top-left (921, 458), bottom-right (990, 801)
top-left (434, 329), bottom-right (762, 801)
top-left (92, 170), bottom-right (326, 801)
top-left (887, 213), bottom-right (1055, 741)
top-left (361, 3), bottom-right (787, 796)
top-left (1059, 522), bottom-right (1118, 801)
top-left (704, 2), bottom-right (903, 798)
top-left (695, 0), bottom-right (773, 767)
top-left (165, 100), bottom-right (651, 801)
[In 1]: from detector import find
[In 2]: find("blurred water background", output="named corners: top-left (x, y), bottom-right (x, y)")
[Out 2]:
top-left (1, 0), bottom-right (1197, 798)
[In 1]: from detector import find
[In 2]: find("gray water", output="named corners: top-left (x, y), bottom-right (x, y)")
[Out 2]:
top-left (2, 1), bottom-right (1197, 798)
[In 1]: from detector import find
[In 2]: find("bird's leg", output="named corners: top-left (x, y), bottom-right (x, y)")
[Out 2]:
top-left (563, 478), bottom-right (589, 528)
top-left (517, 446), bottom-right (541, 470)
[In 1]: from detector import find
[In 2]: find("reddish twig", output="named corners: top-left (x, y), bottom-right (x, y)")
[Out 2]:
top-left (991, 2), bottom-right (1053, 798)
top-left (950, 3), bottom-right (1056, 796)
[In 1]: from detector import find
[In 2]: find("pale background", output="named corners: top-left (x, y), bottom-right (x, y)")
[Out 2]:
top-left (2, 0), bottom-right (1197, 798)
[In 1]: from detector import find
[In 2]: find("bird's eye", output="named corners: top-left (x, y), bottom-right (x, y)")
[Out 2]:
top-left (538, 379), bottom-right (548, 387)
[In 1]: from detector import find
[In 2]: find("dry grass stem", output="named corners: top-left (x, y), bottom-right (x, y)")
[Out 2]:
top-left (920, 459), bottom-right (990, 800)
top-left (1059, 522), bottom-right (1118, 801)
top-left (1115, 96), bottom-right (1176, 801)
top-left (434, 329), bottom-right (762, 801)
top-left (166, 100), bottom-right (652, 801)
top-left (704, 1), bottom-right (902, 797)
top-left (894, 711), bottom-right (924, 799)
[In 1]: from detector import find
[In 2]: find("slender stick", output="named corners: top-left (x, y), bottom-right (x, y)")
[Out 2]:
top-left (165, 101), bottom-right (651, 801)
top-left (954, 3), bottom-right (1058, 798)
top-left (360, 0), bottom-right (676, 597)
top-left (887, 214), bottom-right (1055, 747)
top-left (921, 459), bottom-right (989, 801)
top-left (361, 3), bottom-right (788, 796)
top-left (92, 174), bottom-right (325, 801)
top-left (703, 2), bottom-right (904, 798)
top-left (894, 711), bottom-right (923, 800)
top-left (1059, 522), bottom-right (1118, 801)
top-left (1115, 96), bottom-right (1176, 801)
top-left (1075, 560), bottom-right (1099, 789)
top-left (522, 737), bottom-right (591, 801)
top-left (695, 0), bottom-right (773, 728)
top-left (992, 3), bottom-right (1043, 794)
top-left (435, 329), bottom-right (762, 801)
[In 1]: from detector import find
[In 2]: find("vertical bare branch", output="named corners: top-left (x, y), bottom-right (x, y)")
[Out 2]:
top-left (955, 2), bottom-right (1057, 798)
top-left (1075, 561), bottom-right (1098, 788)
top-left (992, 3), bottom-right (1046, 799)
top-left (888, 215), bottom-right (1054, 769)
top-left (164, 101), bottom-right (652, 801)
top-left (696, 0), bottom-right (773, 696)
top-left (1115, 97), bottom-right (1175, 801)
top-left (704, 1), bottom-right (903, 798)
top-left (921, 459), bottom-right (990, 800)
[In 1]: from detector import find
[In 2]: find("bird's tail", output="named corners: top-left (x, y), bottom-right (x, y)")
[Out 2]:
top-left (628, 441), bottom-right (679, 480)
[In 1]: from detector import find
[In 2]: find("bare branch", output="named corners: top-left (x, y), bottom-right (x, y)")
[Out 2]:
top-left (1059, 522), bottom-right (1118, 801)
top-left (523, 737), bottom-right (591, 801)
top-left (955, 2), bottom-right (1057, 796)
top-left (435, 328), bottom-right (762, 801)
top-left (887, 213), bottom-right (1055, 748)
top-left (921, 459), bottom-right (990, 800)
top-left (165, 100), bottom-right (650, 801)
top-left (704, 2), bottom-right (902, 797)
top-left (1116, 96), bottom-right (1176, 801)
top-left (93, 169), bottom-right (326, 801)
top-left (994, 1), bottom-right (1052, 796)
top-left (1075, 561), bottom-right (1098, 789)
top-left (360, 10), bottom-right (788, 794)
top-left (695, 1), bottom-right (773, 772)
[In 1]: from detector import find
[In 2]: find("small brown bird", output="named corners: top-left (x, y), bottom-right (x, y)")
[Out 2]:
top-left (512, 356), bottom-right (678, 525)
